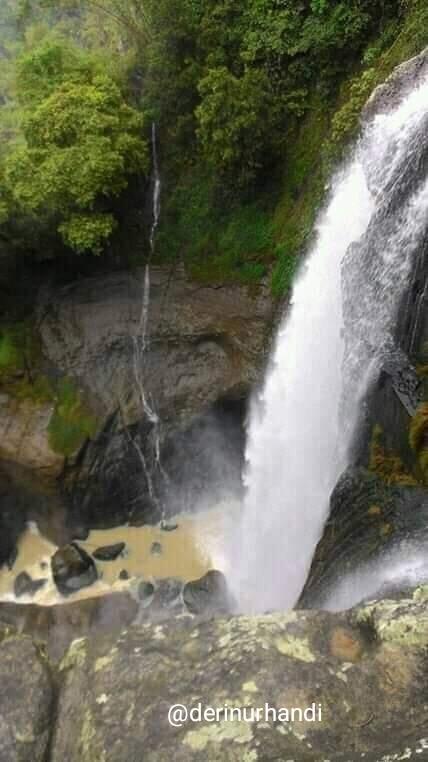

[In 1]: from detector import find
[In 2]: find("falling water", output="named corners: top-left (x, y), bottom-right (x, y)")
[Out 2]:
top-left (131, 122), bottom-right (164, 509)
top-left (149, 122), bottom-right (161, 254)
top-left (230, 73), bottom-right (428, 613)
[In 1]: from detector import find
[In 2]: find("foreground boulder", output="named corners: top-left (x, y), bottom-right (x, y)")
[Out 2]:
top-left (0, 587), bottom-right (428, 760)
top-left (51, 543), bottom-right (98, 596)
top-left (48, 587), bottom-right (428, 761)
top-left (0, 633), bottom-right (53, 761)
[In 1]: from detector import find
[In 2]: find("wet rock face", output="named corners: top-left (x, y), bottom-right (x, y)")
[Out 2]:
top-left (51, 543), bottom-right (98, 596)
top-left (0, 471), bottom-right (27, 569)
top-left (37, 267), bottom-right (273, 428)
top-left (362, 47), bottom-right (428, 122)
top-left (300, 468), bottom-right (428, 608)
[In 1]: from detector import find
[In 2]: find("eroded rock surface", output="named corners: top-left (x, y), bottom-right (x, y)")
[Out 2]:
top-left (0, 633), bottom-right (53, 762)
top-left (37, 266), bottom-right (273, 427)
top-left (0, 588), bottom-right (428, 760)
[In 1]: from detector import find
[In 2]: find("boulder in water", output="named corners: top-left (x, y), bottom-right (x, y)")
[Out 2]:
top-left (14, 571), bottom-right (47, 598)
top-left (51, 543), bottom-right (98, 596)
top-left (150, 541), bottom-right (162, 556)
top-left (183, 569), bottom-right (230, 615)
top-left (138, 581), bottom-right (155, 603)
top-left (160, 520), bottom-right (178, 532)
top-left (93, 542), bottom-right (126, 561)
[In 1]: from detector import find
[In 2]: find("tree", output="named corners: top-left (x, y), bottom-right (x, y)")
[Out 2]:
top-left (196, 66), bottom-right (274, 186)
top-left (2, 37), bottom-right (148, 254)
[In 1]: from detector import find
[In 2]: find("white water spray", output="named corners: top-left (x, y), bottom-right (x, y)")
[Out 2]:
top-left (149, 122), bottom-right (161, 254)
top-left (230, 74), bottom-right (428, 613)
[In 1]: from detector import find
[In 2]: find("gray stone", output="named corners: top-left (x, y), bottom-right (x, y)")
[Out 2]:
top-left (0, 634), bottom-right (53, 761)
top-left (48, 588), bottom-right (428, 761)
top-left (93, 542), bottom-right (125, 561)
top-left (13, 572), bottom-right (47, 599)
top-left (362, 46), bottom-right (428, 122)
top-left (37, 267), bottom-right (273, 429)
top-left (183, 569), bottom-right (231, 615)
top-left (137, 581), bottom-right (155, 602)
top-left (51, 543), bottom-right (98, 597)
top-left (150, 541), bottom-right (162, 556)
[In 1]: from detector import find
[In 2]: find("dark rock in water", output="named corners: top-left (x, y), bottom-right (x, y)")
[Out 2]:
top-left (14, 572), bottom-right (47, 598)
top-left (93, 542), bottom-right (126, 561)
top-left (118, 569), bottom-right (129, 580)
top-left (51, 543), bottom-right (98, 596)
top-left (160, 520), bottom-right (178, 532)
top-left (183, 569), bottom-right (230, 615)
top-left (150, 541), bottom-right (162, 556)
top-left (138, 581), bottom-right (155, 602)
top-left (149, 578), bottom-right (183, 616)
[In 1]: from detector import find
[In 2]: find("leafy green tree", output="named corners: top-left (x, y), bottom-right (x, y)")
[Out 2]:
top-left (196, 66), bottom-right (274, 186)
top-left (2, 37), bottom-right (148, 254)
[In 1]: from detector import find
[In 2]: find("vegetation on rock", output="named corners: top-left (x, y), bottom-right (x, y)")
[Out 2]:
top-left (369, 424), bottom-right (419, 487)
top-left (409, 403), bottom-right (428, 485)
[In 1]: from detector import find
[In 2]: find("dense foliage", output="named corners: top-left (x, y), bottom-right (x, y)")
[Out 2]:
top-left (0, 0), bottom-right (427, 283)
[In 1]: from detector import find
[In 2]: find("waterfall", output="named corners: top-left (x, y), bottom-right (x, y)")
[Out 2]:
top-left (130, 122), bottom-right (165, 512)
top-left (230, 73), bottom-right (428, 613)
top-left (149, 122), bottom-right (161, 254)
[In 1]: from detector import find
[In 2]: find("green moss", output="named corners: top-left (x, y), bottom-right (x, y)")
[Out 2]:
top-left (0, 322), bottom-right (40, 378)
top-left (327, 0), bottom-right (428, 160)
top-left (409, 403), bottom-right (428, 485)
top-left (271, 99), bottom-right (329, 296)
top-left (48, 378), bottom-right (98, 457)
top-left (369, 424), bottom-right (418, 487)
top-left (147, 0), bottom-right (428, 299)
top-left (157, 172), bottom-right (272, 285)
top-left (272, 0), bottom-right (428, 296)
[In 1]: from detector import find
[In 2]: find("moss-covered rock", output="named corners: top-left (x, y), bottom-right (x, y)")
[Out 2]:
top-left (44, 590), bottom-right (428, 761)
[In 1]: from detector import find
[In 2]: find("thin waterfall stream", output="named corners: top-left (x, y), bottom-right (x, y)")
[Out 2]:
top-left (131, 122), bottom-right (165, 517)
top-left (229, 73), bottom-right (428, 613)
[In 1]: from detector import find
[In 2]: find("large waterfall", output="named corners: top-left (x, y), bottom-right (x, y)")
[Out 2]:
top-left (230, 72), bottom-right (428, 613)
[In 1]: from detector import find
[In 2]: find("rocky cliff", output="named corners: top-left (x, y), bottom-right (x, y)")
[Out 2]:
top-left (0, 265), bottom-right (273, 559)
top-left (1, 586), bottom-right (428, 761)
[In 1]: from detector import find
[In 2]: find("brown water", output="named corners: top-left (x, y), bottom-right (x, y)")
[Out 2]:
top-left (0, 501), bottom-right (237, 605)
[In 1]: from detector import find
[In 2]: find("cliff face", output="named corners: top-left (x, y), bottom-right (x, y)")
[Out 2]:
top-left (37, 265), bottom-right (273, 428)
top-left (0, 265), bottom-right (274, 558)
